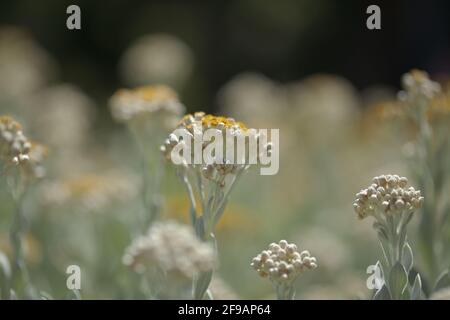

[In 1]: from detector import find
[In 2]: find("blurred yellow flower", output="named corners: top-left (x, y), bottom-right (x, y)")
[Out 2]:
top-left (40, 172), bottom-right (139, 213)
top-left (109, 85), bottom-right (185, 124)
top-left (163, 194), bottom-right (257, 232)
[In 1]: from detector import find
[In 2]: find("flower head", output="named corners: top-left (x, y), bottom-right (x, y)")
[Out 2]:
top-left (353, 174), bottom-right (424, 220)
top-left (109, 85), bottom-right (185, 124)
top-left (161, 111), bottom-right (272, 183)
top-left (122, 220), bottom-right (215, 282)
top-left (398, 69), bottom-right (441, 121)
top-left (251, 240), bottom-right (317, 285)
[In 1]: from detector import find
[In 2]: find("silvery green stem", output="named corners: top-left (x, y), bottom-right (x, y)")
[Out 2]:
top-left (181, 168), bottom-right (244, 299)
top-left (130, 125), bottom-right (166, 233)
top-left (192, 232), bottom-right (216, 300)
top-left (179, 170), bottom-right (198, 226)
top-left (9, 189), bottom-right (35, 299)
top-left (141, 150), bottom-right (164, 228)
top-left (205, 290), bottom-right (214, 300)
top-left (275, 283), bottom-right (296, 300)
top-left (212, 172), bottom-right (243, 226)
top-left (0, 252), bottom-right (11, 299)
top-left (411, 100), bottom-right (441, 283)
top-left (375, 212), bottom-right (417, 300)
top-left (72, 289), bottom-right (82, 300)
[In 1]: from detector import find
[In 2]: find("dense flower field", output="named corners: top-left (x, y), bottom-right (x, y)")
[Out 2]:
top-left (1, 24), bottom-right (450, 300)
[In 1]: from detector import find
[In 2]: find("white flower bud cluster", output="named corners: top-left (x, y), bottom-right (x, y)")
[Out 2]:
top-left (251, 240), bottom-right (317, 285)
top-left (353, 174), bottom-right (424, 219)
top-left (399, 69), bottom-right (441, 102)
top-left (109, 85), bottom-right (185, 123)
top-left (160, 112), bottom-right (272, 183)
top-left (0, 116), bottom-right (31, 168)
top-left (123, 221), bottom-right (215, 281)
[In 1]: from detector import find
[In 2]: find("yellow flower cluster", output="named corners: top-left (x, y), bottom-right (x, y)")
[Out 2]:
top-left (178, 112), bottom-right (248, 131)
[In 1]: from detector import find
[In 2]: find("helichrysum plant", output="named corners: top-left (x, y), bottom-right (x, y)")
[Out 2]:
top-left (0, 115), bottom-right (47, 299)
top-left (122, 220), bottom-right (215, 299)
top-left (109, 85), bottom-right (185, 230)
top-left (397, 70), bottom-right (450, 285)
top-left (251, 240), bottom-right (317, 300)
top-left (353, 174), bottom-right (424, 299)
top-left (161, 111), bottom-right (272, 299)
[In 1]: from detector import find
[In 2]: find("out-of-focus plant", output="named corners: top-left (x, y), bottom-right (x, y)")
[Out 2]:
top-left (161, 112), bottom-right (273, 299)
top-left (353, 174), bottom-right (424, 299)
top-left (251, 240), bottom-right (317, 300)
top-left (0, 27), bottom-right (57, 100)
top-left (40, 171), bottom-right (139, 215)
top-left (0, 115), bottom-right (47, 299)
top-left (119, 34), bottom-right (193, 90)
top-left (109, 85), bottom-right (185, 231)
top-left (397, 70), bottom-right (450, 288)
top-left (218, 72), bottom-right (287, 128)
top-left (122, 220), bottom-right (215, 299)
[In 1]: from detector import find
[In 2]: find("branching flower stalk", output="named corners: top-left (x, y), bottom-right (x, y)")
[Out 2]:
top-left (109, 86), bottom-right (185, 231)
top-left (353, 174), bottom-right (424, 299)
top-left (251, 240), bottom-right (317, 300)
top-left (397, 70), bottom-right (448, 283)
top-left (1, 116), bottom-right (46, 299)
top-left (161, 112), bottom-right (273, 299)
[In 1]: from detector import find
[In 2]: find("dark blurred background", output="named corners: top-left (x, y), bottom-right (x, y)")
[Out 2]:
top-left (1, 0), bottom-right (449, 113)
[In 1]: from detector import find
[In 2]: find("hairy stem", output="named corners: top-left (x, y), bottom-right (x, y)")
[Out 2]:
top-left (9, 189), bottom-right (35, 298)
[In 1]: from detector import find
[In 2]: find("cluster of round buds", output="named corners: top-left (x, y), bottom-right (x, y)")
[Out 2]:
top-left (251, 240), bottom-right (317, 285)
top-left (122, 220), bottom-right (215, 282)
top-left (109, 85), bottom-right (185, 124)
top-left (353, 174), bottom-right (424, 220)
top-left (0, 116), bottom-right (31, 168)
top-left (160, 112), bottom-right (273, 183)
